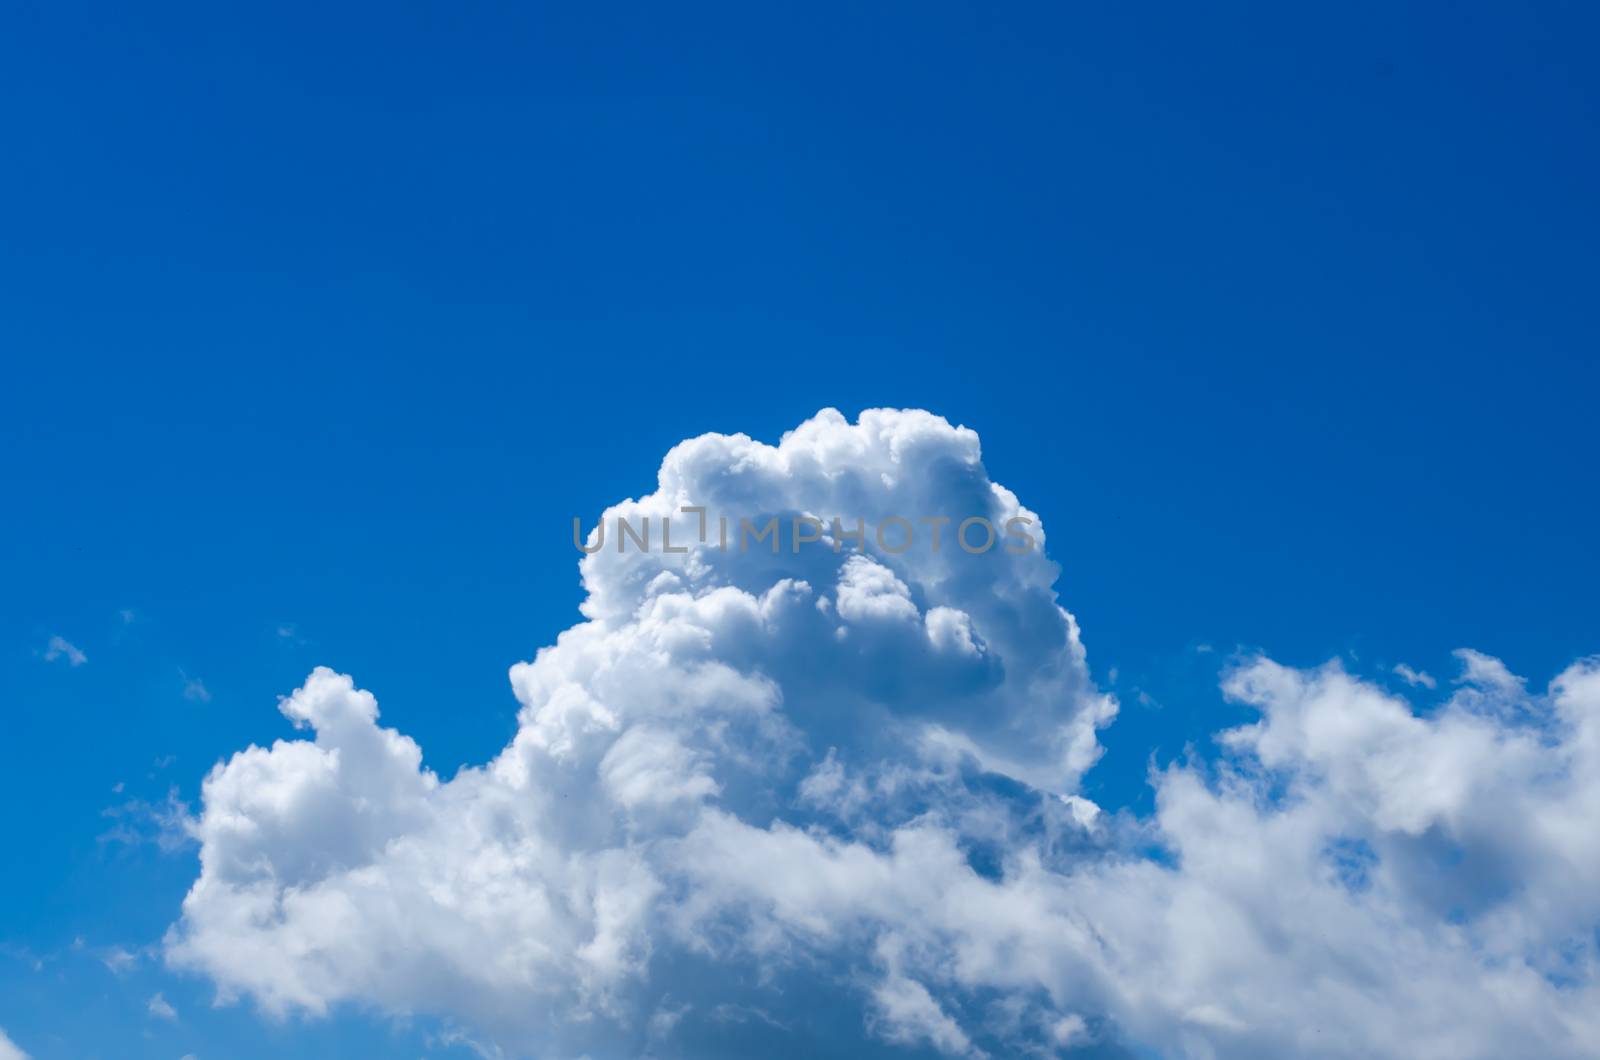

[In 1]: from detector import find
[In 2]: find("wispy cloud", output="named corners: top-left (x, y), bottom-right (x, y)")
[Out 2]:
top-left (100, 946), bottom-right (139, 976)
top-left (1453, 647), bottom-right (1525, 692)
top-left (99, 787), bottom-right (195, 853)
top-left (43, 635), bottom-right (86, 666)
top-left (180, 671), bottom-right (211, 704)
top-left (1392, 662), bottom-right (1436, 689)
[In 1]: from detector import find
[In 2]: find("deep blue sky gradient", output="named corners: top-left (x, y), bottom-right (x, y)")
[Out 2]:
top-left (3, 3), bottom-right (1597, 1056)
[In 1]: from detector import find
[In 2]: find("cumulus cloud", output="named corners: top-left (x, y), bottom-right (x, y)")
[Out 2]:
top-left (167, 409), bottom-right (1600, 1059)
top-left (0, 1027), bottom-right (28, 1060)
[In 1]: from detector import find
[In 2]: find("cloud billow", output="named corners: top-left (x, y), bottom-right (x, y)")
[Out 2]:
top-left (167, 409), bottom-right (1600, 1059)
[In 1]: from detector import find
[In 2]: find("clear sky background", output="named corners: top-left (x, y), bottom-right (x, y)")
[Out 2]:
top-left (2, 3), bottom-right (1597, 1057)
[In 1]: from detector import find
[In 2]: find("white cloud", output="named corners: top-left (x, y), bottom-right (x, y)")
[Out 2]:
top-left (1050, 1014), bottom-right (1089, 1047)
top-left (101, 945), bottom-right (139, 975)
top-left (1392, 662), bottom-right (1436, 688)
top-left (0, 1027), bottom-right (28, 1060)
top-left (166, 409), bottom-right (1600, 1059)
top-left (1453, 647), bottom-right (1525, 693)
top-left (43, 635), bottom-right (86, 666)
top-left (181, 672), bottom-right (212, 704)
top-left (101, 787), bottom-right (195, 854)
top-left (148, 993), bottom-right (177, 1021)
top-left (870, 970), bottom-right (977, 1056)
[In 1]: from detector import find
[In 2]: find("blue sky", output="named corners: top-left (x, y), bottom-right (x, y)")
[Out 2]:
top-left (3, 4), bottom-right (1599, 1058)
